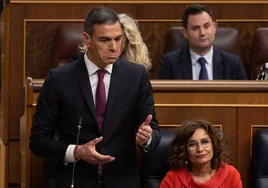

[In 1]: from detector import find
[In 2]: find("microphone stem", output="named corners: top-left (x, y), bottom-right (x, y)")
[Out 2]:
top-left (70, 117), bottom-right (82, 188)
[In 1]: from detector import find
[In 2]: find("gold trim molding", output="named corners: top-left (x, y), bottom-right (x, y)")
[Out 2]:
top-left (10, 1), bottom-right (268, 4)
top-left (24, 19), bottom-right (181, 22)
top-left (160, 124), bottom-right (222, 130)
top-left (217, 19), bottom-right (268, 23)
top-left (155, 104), bottom-right (268, 107)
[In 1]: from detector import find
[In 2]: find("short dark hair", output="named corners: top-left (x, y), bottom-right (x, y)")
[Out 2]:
top-left (168, 120), bottom-right (230, 170)
top-left (84, 6), bottom-right (120, 36)
top-left (182, 4), bottom-right (214, 28)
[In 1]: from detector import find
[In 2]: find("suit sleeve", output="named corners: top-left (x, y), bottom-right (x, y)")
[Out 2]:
top-left (137, 67), bottom-right (161, 151)
top-left (29, 70), bottom-right (69, 163)
top-left (159, 56), bottom-right (173, 79)
top-left (235, 57), bottom-right (248, 80)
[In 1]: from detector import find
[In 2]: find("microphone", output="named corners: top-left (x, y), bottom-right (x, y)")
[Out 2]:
top-left (70, 117), bottom-right (83, 188)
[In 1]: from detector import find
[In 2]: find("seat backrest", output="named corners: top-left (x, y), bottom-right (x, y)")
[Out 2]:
top-left (163, 27), bottom-right (241, 57)
top-left (140, 129), bottom-right (175, 188)
top-left (51, 23), bottom-right (84, 67)
top-left (252, 129), bottom-right (268, 188)
top-left (250, 28), bottom-right (268, 79)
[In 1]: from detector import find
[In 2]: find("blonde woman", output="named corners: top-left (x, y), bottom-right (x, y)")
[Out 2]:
top-left (75, 13), bottom-right (152, 70)
top-left (118, 13), bottom-right (152, 70)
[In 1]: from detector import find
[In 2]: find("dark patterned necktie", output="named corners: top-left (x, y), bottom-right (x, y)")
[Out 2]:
top-left (96, 69), bottom-right (106, 131)
top-left (95, 69), bottom-right (106, 174)
top-left (198, 57), bottom-right (208, 80)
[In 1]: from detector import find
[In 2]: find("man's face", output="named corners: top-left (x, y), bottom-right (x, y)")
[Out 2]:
top-left (84, 21), bottom-right (123, 68)
top-left (182, 11), bottom-right (216, 55)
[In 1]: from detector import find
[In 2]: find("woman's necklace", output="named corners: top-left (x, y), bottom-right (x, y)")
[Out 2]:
top-left (191, 168), bottom-right (214, 183)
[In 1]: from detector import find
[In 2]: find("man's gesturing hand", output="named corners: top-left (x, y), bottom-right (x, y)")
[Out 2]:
top-left (75, 136), bottom-right (115, 164)
top-left (136, 114), bottom-right (153, 146)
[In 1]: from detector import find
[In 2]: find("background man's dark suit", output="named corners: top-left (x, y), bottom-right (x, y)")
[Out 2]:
top-left (30, 56), bottom-right (160, 188)
top-left (159, 46), bottom-right (247, 80)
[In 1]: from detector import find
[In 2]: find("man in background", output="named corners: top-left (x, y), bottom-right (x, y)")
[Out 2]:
top-left (30, 6), bottom-right (160, 188)
top-left (159, 4), bottom-right (247, 80)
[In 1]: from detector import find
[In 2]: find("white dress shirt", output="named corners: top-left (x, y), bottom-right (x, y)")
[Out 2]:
top-left (190, 47), bottom-right (213, 80)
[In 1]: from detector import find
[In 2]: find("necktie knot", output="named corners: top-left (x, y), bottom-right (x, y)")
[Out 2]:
top-left (198, 57), bottom-right (206, 67)
top-left (197, 57), bottom-right (208, 80)
top-left (98, 69), bottom-right (106, 81)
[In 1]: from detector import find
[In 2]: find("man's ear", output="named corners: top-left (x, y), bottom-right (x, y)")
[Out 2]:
top-left (213, 21), bottom-right (217, 34)
top-left (181, 27), bottom-right (188, 39)
top-left (83, 32), bottom-right (91, 47)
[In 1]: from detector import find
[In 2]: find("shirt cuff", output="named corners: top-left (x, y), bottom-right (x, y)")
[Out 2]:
top-left (139, 136), bottom-right (152, 152)
top-left (65, 144), bottom-right (76, 163)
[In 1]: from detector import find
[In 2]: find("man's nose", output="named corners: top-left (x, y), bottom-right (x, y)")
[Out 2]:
top-left (109, 40), bottom-right (116, 51)
top-left (200, 28), bottom-right (205, 35)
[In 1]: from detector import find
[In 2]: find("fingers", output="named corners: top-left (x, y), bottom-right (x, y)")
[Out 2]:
top-left (77, 137), bottom-right (115, 164)
top-left (143, 114), bottom-right (152, 126)
top-left (136, 115), bottom-right (153, 145)
top-left (93, 152), bottom-right (115, 164)
top-left (139, 114), bottom-right (153, 135)
top-left (90, 136), bottom-right (103, 146)
top-left (137, 128), bottom-right (151, 140)
top-left (87, 150), bottom-right (115, 164)
top-left (136, 133), bottom-right (151, 146)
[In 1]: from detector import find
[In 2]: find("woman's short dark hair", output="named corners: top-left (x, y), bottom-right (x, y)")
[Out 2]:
top-left (84, 6), bottom-right (120, 36)
top-left (168, 120), bottom-right (230, 170)
top-left (182, 4), bottom-right (214, 28)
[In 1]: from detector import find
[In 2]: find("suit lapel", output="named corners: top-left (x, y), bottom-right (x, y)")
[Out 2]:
top-left (102, 60), bottom-right (122, 139)
top-left (76, 58), bottom-right (98, 127)
top-left (213, 47), bottom-right (224, 80)
top-left (181, 47), bottom-right (193, 79)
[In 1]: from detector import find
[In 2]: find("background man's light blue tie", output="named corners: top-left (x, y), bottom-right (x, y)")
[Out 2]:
top-left (198, 57), bottom-right (209, 80)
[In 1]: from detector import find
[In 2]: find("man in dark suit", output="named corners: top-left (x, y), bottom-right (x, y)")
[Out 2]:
top-left (30, 6), bottom-right (160, 188)
top-left (159, 4), bottom-right (247, 80)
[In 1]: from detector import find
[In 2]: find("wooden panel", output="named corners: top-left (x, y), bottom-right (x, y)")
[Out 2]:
top-left (9, 0), bottom-right (268, 3)
top-left (237, 108), bottom-right (268, 188)
top-left (25, 20), bottom-right (180, 79)
top-left (9, 141), bottom-right (21, 184)
top-left (8, 4), bottom-right (25, 141)
top-left (24, 19), bottom-right (268, 80)
top-left (217, 20), bottom-right (268, 78)
top-left (0, 139), bottom-right (7, 188)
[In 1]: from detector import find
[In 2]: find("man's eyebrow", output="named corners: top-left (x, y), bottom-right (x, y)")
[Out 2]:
top-left (203, 22), bottom-right (211, 26)
top-left (190, 25), bottom-right (201, 28)
top-left (98, 34), bottom-right (123, 40)
top-left (98, 36), bottom-right (112, 40)
top-left (115, 34), bottom-right (123, 39)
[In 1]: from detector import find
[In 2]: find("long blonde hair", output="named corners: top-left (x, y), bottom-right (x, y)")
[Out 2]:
top-left (79, 13), bottom-right (152, 70)
top-left (118, 13), bottom-right (152, 70)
